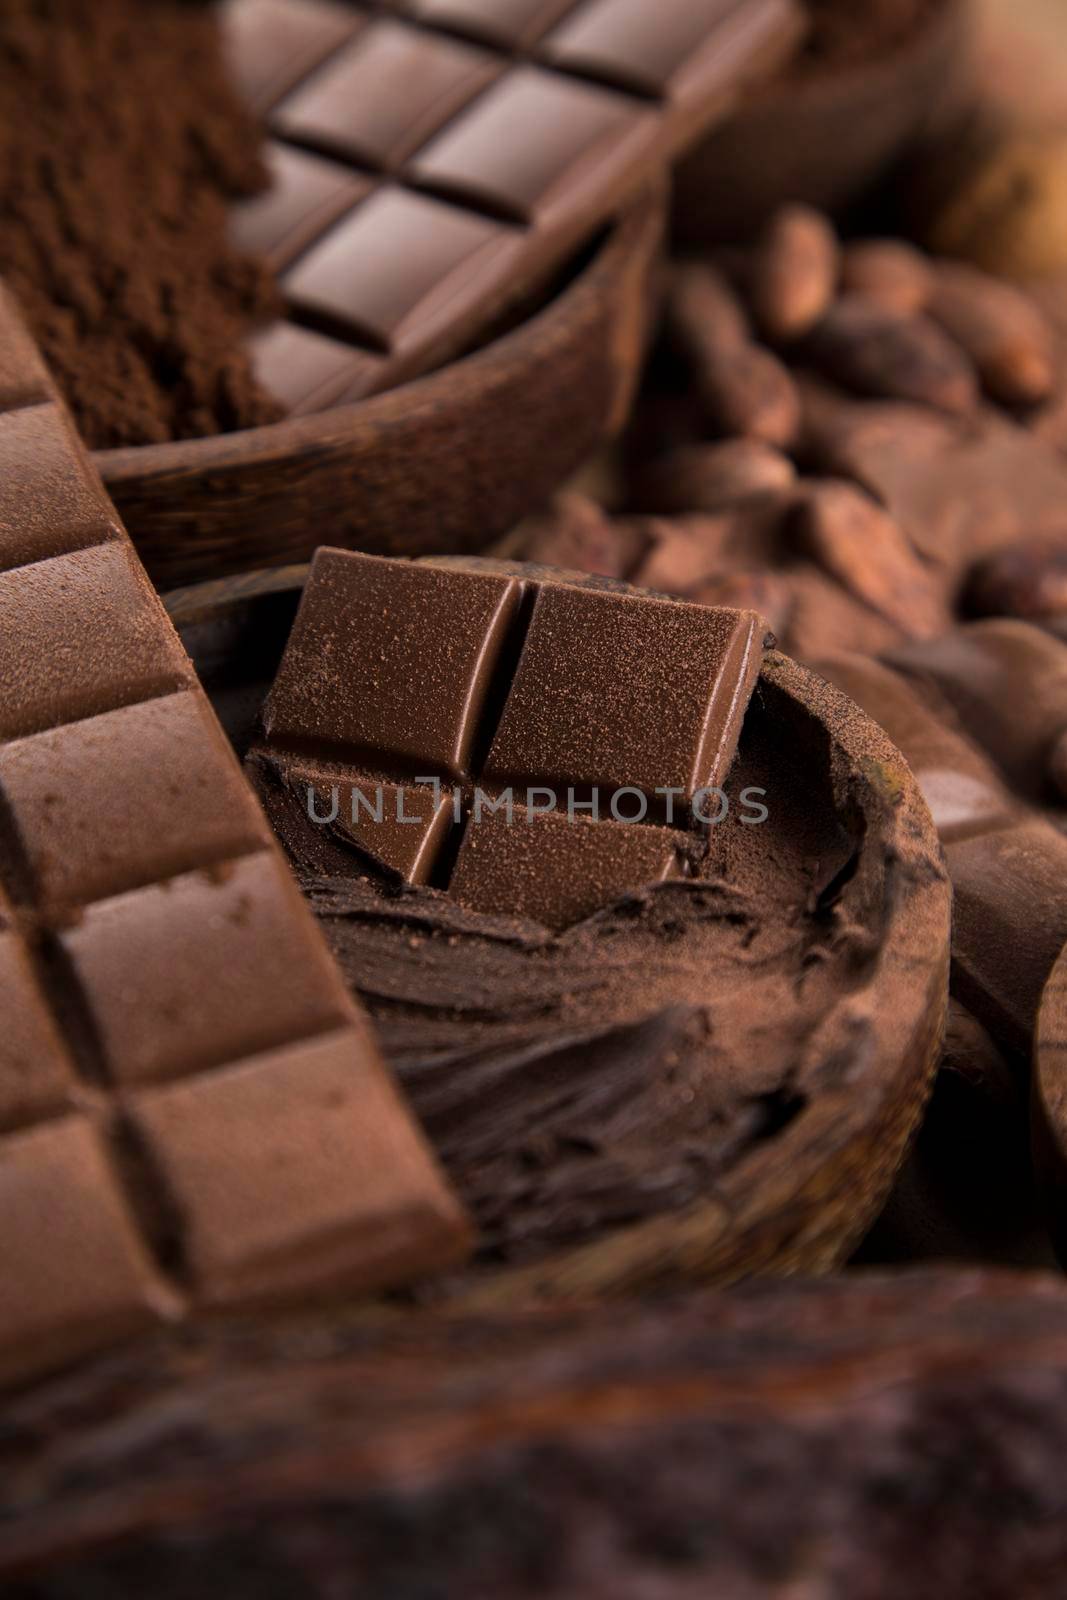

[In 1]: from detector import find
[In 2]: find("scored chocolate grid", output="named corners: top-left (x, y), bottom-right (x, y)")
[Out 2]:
top-left (0, 291), bottom-right (465, 1380)
top-left (227, 0), bottom-right (796, 411)
top-left (260, 552), bottom-right (765, 919)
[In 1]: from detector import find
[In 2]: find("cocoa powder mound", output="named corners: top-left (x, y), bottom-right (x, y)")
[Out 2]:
top-left (0, 0), bottom-right (284, 448)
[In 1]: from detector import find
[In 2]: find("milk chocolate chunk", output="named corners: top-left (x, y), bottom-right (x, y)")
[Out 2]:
top-left (256, 549), bottom-right (766, 928)
top-left (0, 283), bottom-right (469, 1386)
top-left (265, 550), bottom-right (524, 777)
top-left (0, 543), bottom-right (192, 743)
top-left (449, 804), bottom-right (688, 926)
top-left (284, 186), bottom-right (523, 360)
top-left (0, 402), bottom-right (119, 570)
top-left (482, 581), bottom-right (765, 802)
top-left (283, 765), bottom-right (457, 883)
top-left (247, 322), bottom-right (387, 414)
top-left (401, 0), bottom-right (580, 46)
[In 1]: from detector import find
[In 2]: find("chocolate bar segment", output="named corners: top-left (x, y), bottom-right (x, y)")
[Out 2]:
top-left (400, 0), bottom-right (582, 47)
top-left (0, 402), bottom-right (120, 570)
top-left (0, 1117), bottom-right (173, 1389)
top-left (284, 186), bottom-right (523, 359)
top-left (231, 144), bottom-right (371, 272)
top-left (253, 549), bottom-right (768, 929)
top-left (410, 68), bottom-right (656, 227)
top-left (0, 543), bottom-right (193, 742)
top-left (246, 322), bottom-right (387, 414)
top-left (483, 581), bottom-right (765, 802)
top-left (264, 550), bottom-right (524, 777)
top-left (450, 803), bottom-right (688, 924)
top-left (225, 0), bottom-right (800, 411)
top-left (221, 0), bottom-right (365, 113)
top-left (0, 284), bottom-right (469, 1387)
top-left (274, 20), bottom-right (502, 171)
top-left (60, 854), bottom-right (353, 1088)
top-left (0, 693), bottom-right (270, 912)
top-left (128, 1027), bottom-right (463, 1308)
top-left (0, 934), bottom-right (76, 1132)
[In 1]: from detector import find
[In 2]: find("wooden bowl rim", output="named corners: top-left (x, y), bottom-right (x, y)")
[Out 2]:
top-left (734, 0), bottom-right (973, 114)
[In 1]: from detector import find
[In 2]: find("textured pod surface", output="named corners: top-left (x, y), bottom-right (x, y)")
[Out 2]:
top-left (4, 1270), bottom-right (1067, 1597)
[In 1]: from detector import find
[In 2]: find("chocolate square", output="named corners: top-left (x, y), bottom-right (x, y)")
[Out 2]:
top-left (128, 1028), bottom-right (468, 1306)
top-left (273, 20), bottom-right (501, 170)
top-left (264, 549), bottom-right (524, 778)
top-left (283, 186), bottom-right (523, 355)
top-left (220, 0), bottom-right (365, 113)
top-left (450, 803), bottom-right (685, 928)
top-left (482, 583), bottom-right (766, 802)
top-left (0, 543), bottom-right (192, 742)
top-left (0, 691), bottom-right (270, 912)
top-left (60, 853), bottom-right (351, 1087)
top-left (410, 65), bottom-right (656, 226)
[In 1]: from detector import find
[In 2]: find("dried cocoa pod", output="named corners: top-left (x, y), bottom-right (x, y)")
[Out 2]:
top-left (517, 492), bottom-right (645, 580)
top-left (791, 478), bottom-right (948, 638)
top-left (7, 1272), bottom-right (1067, 1598)
top-left (632, 439), bottom-right (796, 514)
top-left (929, 263), bottom-right (1056, 408)
top-left (749, 203), bottom-right (840, 344)
top-left (695, 337), bottom-right (801, 447)
top-left (840, 239), bottom-right (935, 317)
top-left (963, 540), bottom-right (1067, 623)
top-left (805, 295), bottom-right (979, 415)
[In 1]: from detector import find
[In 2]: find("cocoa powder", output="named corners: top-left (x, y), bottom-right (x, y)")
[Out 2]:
top-left (0, 0), bottom-right (283, 449)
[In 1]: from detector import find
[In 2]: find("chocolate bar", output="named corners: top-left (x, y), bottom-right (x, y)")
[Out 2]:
top-left (0, 286), bottom-right (468, 1388)
top-left (224, 0), bottom-right (802, 413)
top-left (250, 548), bottom-right (767, 927)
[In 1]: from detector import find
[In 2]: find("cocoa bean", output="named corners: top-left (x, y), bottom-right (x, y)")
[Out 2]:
top-left (695, 337), bottom-right (801, 447)
top-left (517, 493), bottom-right (645, 581)
top-left (749, 204), bottom-right (840, 343)
top-left (963, 541), bottom-right (1067, 622)
top-left (690, 569), bottom-right (794, 637)
top-left (633, 439), bottom-right (796, 514)
top-left (929, 263), bottom-right (1056, 408)
top-left (840, 239), bottom-right (935, 317)
top-left (806, 295), bottom-right (979, 415)
top-left (792, 478), bottom-right (947, 637)
top-left (666, 261), bottom-right (749, 356)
